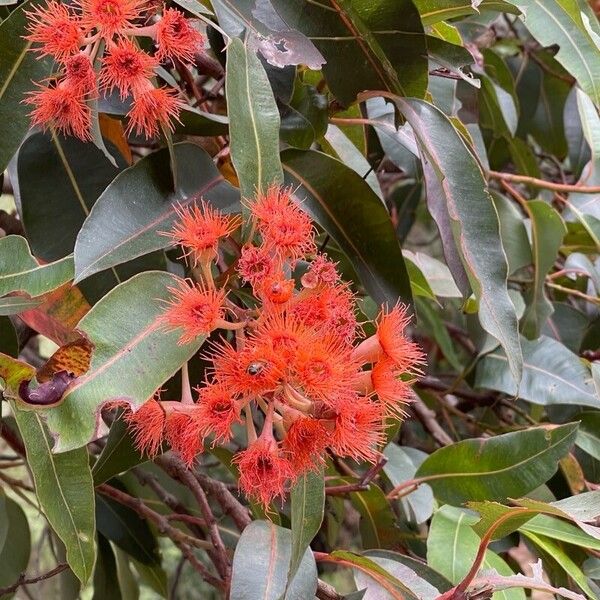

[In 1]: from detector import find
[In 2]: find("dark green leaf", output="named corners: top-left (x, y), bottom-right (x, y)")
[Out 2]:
top-left (74, 143), bottom-right (239, 282)
top-left (415, 423), bottom-right (579, 505)
top-left (282, 148), bottom-right (412, 307)
top-left (44, 272), bottom-right (206, 451)
top-left (93, 534), bottom-right (123, 600)
top-left (0, 493), bottom-right (31, 599)
top-left (414, 0), bottom-right (519, 25)
top-left (0, 316), bottom-right (18, 357)
top-left (225, 37), bottom-right (283, 199)
top-left (350, 484), bottom-right (399, 550)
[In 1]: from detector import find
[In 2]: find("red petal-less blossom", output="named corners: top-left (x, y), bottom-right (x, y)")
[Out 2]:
top-left (63, 53), bottom-right (97, 96)
top-left (196, 382), bottom-right (242, 444)
top-left (233, 423), bottom-right (293, 509)
top-left (370, 357), bottom-right (413, 417)
top-left (237, 245), bottom-right (276, 288)
top-left (126, 85), bottom-right (182, 139)
top-left (301, 254), bottom-right (340, 289)
top-left (282, 413), bottom-right (328, 474)
top-left (25, 1), bottom-right (83, 60)
top-left (124, 398), bottom-right (165, 457)
top-left (26, 83), bottom-right (92, 141)
top-left (155, 8), bottom-right (204, 64)
top-left (250, 312), bottom-right (316, 362)
top-left (256, 275), bottom-right (295, 305)
top-left (79, 0), bottom-right (145, 37)
top-left (251, 185), bottom-right (316, 261)
top-left (99, 39), bottom-right (157, 99)
top-left (327, 395), bottom-right (385, 462)
top-left (164, 201), bottom-right (240, 265)
top-left (164, 408), bottom-right (204, 467)
top-left (160, 278), bottom-right (227, 344)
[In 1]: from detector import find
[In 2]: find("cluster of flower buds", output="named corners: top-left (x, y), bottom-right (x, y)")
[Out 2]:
top-left (125, 186), bottom-right (424, 508)
top-left (24, 0), bottom-right (204, 140)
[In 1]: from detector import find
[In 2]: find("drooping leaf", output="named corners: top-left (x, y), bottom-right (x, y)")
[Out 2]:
top-left (0, 236), bottom-right (74, 298)
top-left (0, 492), bottom-right (31, 595)
top-left (93, 534), bottom-right (123, 600)
top-left (43, 271), bottom-right (206, 451)
top-left (273, 0), bottom-right (428, 106)
top-left (521, 514), bottom-right (600, 550)
top-left (507, 0), bottom-right (600, 107)
top-left (389, 96), bottom-right (522, 381)
top-left (350, 484), bottom-right (399, 550)
top-left (282, 148), bottom-right (412, 307)
top-left (414, 0), bottom-right (519, 25)
top-left (289, 468), bottom-right (324, 582)
top-left (11, 406), bottom-right (96, 584)
top-left (576, 411), bottom-right (600, 461)
top-left (225, 36), bottom-right (283, 199)
top-left (230, 520), bottom-right (318, 600)
top-left (415, 423), bottom-right (579, 505)
top-left (74, 143), bottom-right (239, 282)
top-left (476, 335), bottom-right (599, 408)
top-left (0, 0), bottom-right (52, 172)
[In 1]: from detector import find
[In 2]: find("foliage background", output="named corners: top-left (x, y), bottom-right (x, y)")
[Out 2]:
top-left (0, 0), bottom-right (600, 598)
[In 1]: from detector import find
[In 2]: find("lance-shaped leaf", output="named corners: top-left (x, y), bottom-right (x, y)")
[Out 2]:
top-left (521, 201), bottom-right (566, 338)
top-left (226, 37), bottom-right (283, 199)
top-left (414, 0), bottom-right (519, 25)
top-left (230, 520), bottom-right (318, 600)
top-left (0, 295), bottom-right (42, 316)
top-left (11, 406), bottom-right (96, 584)
top-left (282, 148), bottom-right (412, 307)
top-left (0, 236), bottom-right (74, 298)
top-left (274, 0), bottom-right (427, 106)
top-left (74, 143), bottom-right (239, 282)
top-left (390, 96), bottom-right (522, 380)
top-left (0, 491), bottom-right (31, 593)
top-left (507, 0), bottom-right (600, 107)
top-left (0, 0), bottom-right (53, 172)
top-left (476, 335), bottom-right (599, 408)
top-left (415, 423), bottom-right (579, 505)
top-left (43, 271), bottom-right (206, 452)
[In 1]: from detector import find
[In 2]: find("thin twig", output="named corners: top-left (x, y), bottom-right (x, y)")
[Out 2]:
top-left (326, 454), bottom-right (388, 496)
top-left (0, 563), bottom-right (68, 596)
top-left (488, 170), bottom-right (600, 193)
top-left (411, 395), bottom-right (454, 446)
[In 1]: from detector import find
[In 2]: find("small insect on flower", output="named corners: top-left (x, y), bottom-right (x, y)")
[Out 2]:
top-left (26, 1), bottom-right (83, 60)
top-left (26, 83), bottom-right (92, 141)
top-left (160, 278), bottom-right (227, 344)
top-left (100, 38), bottom-right (158, 100)
top-left (155, 8), bottom-right (205, 64)
top-left (164, 201), bottom-right (240, 266)
top-left (126, 85), bottom-right (182, 139)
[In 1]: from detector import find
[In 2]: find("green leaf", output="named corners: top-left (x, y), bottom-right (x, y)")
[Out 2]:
top-left (273, 0), bottom-right (428, 105)
top-left (414, 0), bottom-right (519, 25)
top-left (392, 97), bottom-right (522, 381)
top-left (415, 423), bottom-right (579, 505)
top-left (507, 0), bottom-right (600, 107)
top-left (522, 531), bottom-right (596, 598)
top-left (289, 468), bottom-right (324, 582)
top-left (0, 0), bottom-right (53, 172)
top-left (521, 201), bottom-right (566, 338)
top-left (576, 411), bottom-right (600, 461)
top-left (427, 505), bottom-right (526, 600)
top-left (402, 250), bottom-right (462, 299)
top-left (0, 316), bottom-right (18, 358)
top-left (0, 295), bottom-right (42, 315)
top-left (0, 491), bottom-right (31, 597)
top-left (93, 534), bottom-right (123, 600)
top-left (0, 236), bottom-right (74, 298)
top-left (44, 271), bottom-right (206, 451)
top-left (476, 335), bottom-right (599, 408)
top-left (521, 514), bottom-right (600, 551)
top-left (350, 484), bottom-right (399, 550)
top-left (11, 407), bottom-right (95, 584)
top-left (282, 148), bottom-right (412, 307)
top-left (230, 520), bottom-right (318, 600)
top-left (74, 143), bottom-right (239, 282)
top-left (92, 415), bottom-right (149, 485)
top-left (225, 37), bottom-right (283, 199)
top-left (96, 487), bottom-right (161, 566)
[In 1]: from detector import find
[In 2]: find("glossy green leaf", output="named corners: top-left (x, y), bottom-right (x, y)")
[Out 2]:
top-left (11, 406), bottom-right (96, 583)
top-left (415, 423), bottom-right (579, 505)
top-left (289, 468), bottom-right (324, 582)
top-left (507, 0), bottom-right (600, 107)
top-left (0, 0), bottom-right (52, 172)
top-left (521, 514), bottom-right (600, 551)
top-left (392, 97), bottom-right (522, 381)
top-left (282, 148), bottom-right (412, 307)
top-left (0, 491), bottom-right (31, 596)
top-left (226, 37), bottom-right (283, 199)
top-left (44, 271), bottom-right (206, 451)
top-left (403, 251), bottom-right (461, 299)
top-left (273, 0), bottom-right (428, 106)
top-left (476, 335), bottom-right (599, 408)
top-left (0, 236), bottom-right (74, 298)
top-left (230, 520), bottom-right (318, 600)
top-left (74, 143), bottom-right (239, 282)
top-left (521, 201), bottom-right (566, 338)
top-left (427, 505), bottom-right (525, 600)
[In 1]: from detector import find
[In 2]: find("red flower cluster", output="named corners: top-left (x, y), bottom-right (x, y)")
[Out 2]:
top-left (24, 0), bottom-right (204, 140)
top-left (126, 186), bottom-right (423, 508)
